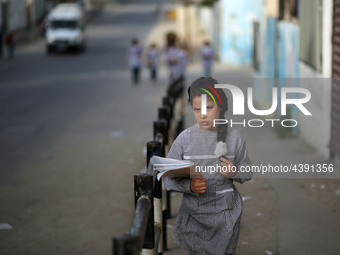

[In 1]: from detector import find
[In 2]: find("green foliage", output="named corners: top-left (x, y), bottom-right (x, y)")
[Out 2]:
top-left (199, 0), bottom-right (217, 7)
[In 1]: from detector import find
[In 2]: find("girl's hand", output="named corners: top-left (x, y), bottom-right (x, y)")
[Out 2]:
top-left (219, 157), bottom-right (237, 177)
top-left (190, 177), bottom-right (207, 194)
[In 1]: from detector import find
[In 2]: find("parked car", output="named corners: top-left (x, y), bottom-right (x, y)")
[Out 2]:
top-left (46, 4), bottom-right (86, 53)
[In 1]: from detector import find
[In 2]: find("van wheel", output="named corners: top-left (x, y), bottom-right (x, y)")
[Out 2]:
top-left (80, 43), bottom-right (86, 52)
top-left (46, 46), bottom-right (53, 54)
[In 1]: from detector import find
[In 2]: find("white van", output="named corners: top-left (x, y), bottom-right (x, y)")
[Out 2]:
top-left (46, 4), bottom-right (86, 53)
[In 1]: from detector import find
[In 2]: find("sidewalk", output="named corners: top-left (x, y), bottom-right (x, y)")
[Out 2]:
top-left (161, 3), bottom-right (340, 255)
top-left (164, 61), bottom-right (340, 255)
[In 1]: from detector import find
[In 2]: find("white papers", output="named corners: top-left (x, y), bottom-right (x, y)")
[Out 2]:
top-left (0, 223), bottom-right (13, 230)
top-left (242, 196), bottom-right (252, 201)
top-left (149, 156), bottom-right (197, 180)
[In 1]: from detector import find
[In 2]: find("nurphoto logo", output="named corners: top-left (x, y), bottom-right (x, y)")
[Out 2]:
top-left (200, 84), bottom-right (312, 128)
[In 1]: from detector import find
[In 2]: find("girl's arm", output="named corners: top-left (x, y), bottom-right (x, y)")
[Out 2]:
top-left (231, 139), bottom-right (252, 183)
top-left (163, 176), bottom-right (195, 194)
top-left (162, 131), bottom-right (199, 194)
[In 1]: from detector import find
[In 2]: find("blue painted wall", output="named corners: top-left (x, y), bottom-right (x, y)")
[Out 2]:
top-left (255, 20), bottom-right (300, 135)
top-left (260, 17), bottom-right (277, 78)
top-left (253, 17), bottom-right (277, 107)
top-left (277, 21), bottom-right (300, 78)
top-left (220, 0), bottom-right (263, 65)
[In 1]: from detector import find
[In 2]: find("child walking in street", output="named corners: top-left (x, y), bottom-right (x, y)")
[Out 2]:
top-left (127, 38), bottom-right (142, 84)
top-left (200, 41), bottom-right (214, 77)
top-left (165, 42), bottom-right (180, 82)
top-left (163, 77), bottom-right (252, 255)
top-left (6, 32), bottom-right (16, 59)
top-left (177, 42), bottom-right (188, 80)
top-left (147, 43), bottom-right (159, 84)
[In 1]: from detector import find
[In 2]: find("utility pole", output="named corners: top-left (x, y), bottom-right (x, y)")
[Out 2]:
top-left (0, 0), bottom-right (8, 59)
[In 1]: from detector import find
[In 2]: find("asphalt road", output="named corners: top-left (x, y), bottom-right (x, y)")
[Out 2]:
top-left (0, 1), bottom-right (167, 254)
top-left (2, 1), bottom-right (340, 254)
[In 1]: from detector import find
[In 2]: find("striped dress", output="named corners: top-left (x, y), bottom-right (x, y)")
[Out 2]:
top-left (163, 124), bottom-right (252, 255)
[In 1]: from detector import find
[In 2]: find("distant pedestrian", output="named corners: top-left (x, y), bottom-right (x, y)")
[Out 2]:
top-left (177, 43), bottom-right (188, 80)
top-left (6, 32), bottom-right (16, 59)
top-left (200, 41), bottom-right (214, 77)
top-left (39, 13), bottom-right (49, 36)
top-left (127, 38), bottom-right (142, 84)
top-left (165, 43), bottom-right (180, 83)
top-left (147, 43), bottom-right (159, 84)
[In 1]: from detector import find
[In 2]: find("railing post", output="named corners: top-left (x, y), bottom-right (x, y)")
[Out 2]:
top-left (153, 120), bottom-right (167, 155)
top-left (177, 79), bottom-right (185, 137)
top-left (113, 233), bottom-right (139, 255)
top-left (158, 106), bottom-right (170, 130)
top-left (147, 141), bottom-right (165, 253)
top-left (154, 172), bottom-right (163, 255)
top-left (134, 174), bottom-right (154, 252)
top-left (153, 120), bottom-right (171, 243)
top-left (146, 141), bottom-right (162, 169)
top-left (163, 97), bottom-right (173, 120)
top-left (154, 122), bottom-right (172, 222)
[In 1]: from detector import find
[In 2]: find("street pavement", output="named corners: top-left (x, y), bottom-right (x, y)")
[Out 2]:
top-left (0, 1), bottom-right (339, 255)
top-left (0, 0), bottom-right (172, 254)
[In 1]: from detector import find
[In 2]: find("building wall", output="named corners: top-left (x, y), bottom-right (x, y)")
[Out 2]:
top-left (219, 0), bottom-right (263, 65)
top-left (254, 0), bottom-right (333, 158)
top-left (298, 0), bottom-right (333, 159)
top-left (259, 17), bottom-right (277, 78)
top-left (298, 75), bottom-right (332, 158)
top-left (264, 0), bottom-right (279, 18)
top-left (322, 0), bottom-right (333, 78)
top-left (277, 21), bottom-right (299, 78)
top-left (176, 4), bottom-right (199, 49)
top-left (253, 17), bottom-right (277, 112)
top-left (199, 7), bottom-right (214, 45)
top-left (198, 4), bottom-right (220, 59)
top-left (34, 0), bottom-right (47, 22)
top-left (8, 0), bottom-right (27, 31)
top-left (255, 19), bottom-right (300, 135)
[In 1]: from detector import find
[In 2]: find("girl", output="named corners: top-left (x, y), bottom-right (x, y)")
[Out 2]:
top-left (163, 77), bottom-right (252, 255)
top-left (127, 38), bottom-right (142, 84)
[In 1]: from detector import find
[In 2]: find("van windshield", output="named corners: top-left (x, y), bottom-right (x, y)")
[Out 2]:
top-left (51, 20), bottom-right (78, 29)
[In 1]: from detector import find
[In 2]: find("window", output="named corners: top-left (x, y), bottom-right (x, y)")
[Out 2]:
top-left (51, 20), bottom-right (78, 29)
top-left (299, 0), bottom-right (323, 71)
top-left (279, 0), bottom-right (299, 21)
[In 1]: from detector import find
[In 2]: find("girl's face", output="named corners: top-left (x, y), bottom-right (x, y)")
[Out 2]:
top-left (192, 96), bottom-right (221, 131)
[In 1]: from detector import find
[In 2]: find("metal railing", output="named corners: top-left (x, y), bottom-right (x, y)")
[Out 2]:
top-left (113, 77), bottom-right (185, 255)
